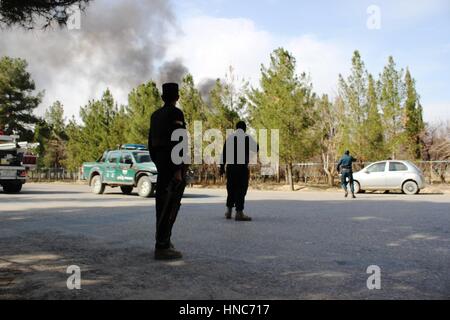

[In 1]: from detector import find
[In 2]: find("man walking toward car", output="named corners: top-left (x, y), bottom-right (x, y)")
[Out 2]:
top-left (337, 150), bottom-right (357, 199)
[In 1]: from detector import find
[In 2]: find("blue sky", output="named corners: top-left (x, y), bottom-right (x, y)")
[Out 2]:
top-left (171, 0), bottom-right (450, 122)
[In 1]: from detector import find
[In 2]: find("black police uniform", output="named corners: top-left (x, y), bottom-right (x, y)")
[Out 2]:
top-left (148, 86), bottom-right (187, 250)
top-left (221, 131), bottom-right (258, 212)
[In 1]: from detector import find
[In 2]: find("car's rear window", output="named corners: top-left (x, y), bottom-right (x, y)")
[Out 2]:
top-left (133, 152), bottom-right (151, 164)
top-left (389, 162), bottom-right (408, 172)
top-left (108, 152), bottom-right (120, 163)
top-left (367, 162), bottom-right (386, 173)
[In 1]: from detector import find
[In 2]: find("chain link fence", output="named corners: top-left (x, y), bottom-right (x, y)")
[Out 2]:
top-left (192, 161), bottom-right (450, 186)
top-left (27, 161), bottom-right (450, 185)
top-left (27, 168), bottom-right (81, 182)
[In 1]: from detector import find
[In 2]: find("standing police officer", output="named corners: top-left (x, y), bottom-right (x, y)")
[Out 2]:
top-left (148, 83), bottom-right (187, 260)
top-left (337, 150), bottom-right (357, 199)
top-left (220, 121), bottom-right (258, 221)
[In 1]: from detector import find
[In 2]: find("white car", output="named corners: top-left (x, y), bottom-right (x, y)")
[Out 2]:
top-left (352, 160), bottom-right (426, 195)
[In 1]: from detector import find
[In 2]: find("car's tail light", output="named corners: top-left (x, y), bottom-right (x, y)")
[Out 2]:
top-left (18, 170), bottom-right (27, 177)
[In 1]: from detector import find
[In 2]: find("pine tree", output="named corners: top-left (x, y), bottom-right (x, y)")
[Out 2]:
top-left (179, 74), bottom-right (207, 132)
top-left (208, 79), bottom-right (241, 133)
top-left (404, 69), bottom-right (424, 160)
top-left (65, 89), bottom-right (123, 169)
top-left (63, 117), bottom-right (83, 171)
top-left (0, 56), bottom-right (42, 140)
top-left (126, 81), bottom-right (161, 145)
top-left (338, 51), bottom-right (369, 161)
top-left (42, 101), bottom-right (68, 168)
top-left (379, 56), bottom-right (405, 159)
top-left (33, 119), bottom-right (51, 168)
top-left (365, 74), bottom-right (385, 160)
top-left (249, 48), bottom-right (318, 190)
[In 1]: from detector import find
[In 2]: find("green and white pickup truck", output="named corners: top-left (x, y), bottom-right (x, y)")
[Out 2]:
top-left (81, 145), bottom-right (157, 197)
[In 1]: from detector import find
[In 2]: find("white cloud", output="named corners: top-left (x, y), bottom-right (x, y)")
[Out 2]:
top-left (166, 16), bottom-right (273, 84)
top-left (286, 35), bottom-right (350, 95)
top-left (166, 15), bottom-right (349, 96)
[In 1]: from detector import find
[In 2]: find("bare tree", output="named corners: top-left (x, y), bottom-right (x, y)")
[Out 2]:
top-left (423, 121), bottom-right (450, 161)
top-left (422, 121), bottom-right (450, 183)
top-left (317, 96), bottom-right (344, 186)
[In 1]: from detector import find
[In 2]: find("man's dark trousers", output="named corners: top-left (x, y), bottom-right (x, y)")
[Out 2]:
top-left (226, 165), bottom-right (249, 211)
top-left (341, 168), bottom-right (355, 193)
top-left (153, 149), bottom-right (177, 250)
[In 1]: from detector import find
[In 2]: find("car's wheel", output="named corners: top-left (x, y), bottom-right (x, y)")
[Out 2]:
top-left (120, 186), bottom-right (133, 195)
top-left (137, 176), bottom-right (152, 198)
top-left (91, 175), bottom-right (105, 194)
top-left (352, 181), bottom-right (361, 194)
top-left (2, 181), bottom-right (22, 193)
top-left (402, 180), bottom-right (419, 195)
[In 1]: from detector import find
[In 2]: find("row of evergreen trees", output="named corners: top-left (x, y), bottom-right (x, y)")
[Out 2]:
top-left (0, 49), bottom-right (426, 187)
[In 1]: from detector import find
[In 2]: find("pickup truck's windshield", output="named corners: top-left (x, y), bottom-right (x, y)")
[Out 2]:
top-left (133, 152), bottom-right (151, 163)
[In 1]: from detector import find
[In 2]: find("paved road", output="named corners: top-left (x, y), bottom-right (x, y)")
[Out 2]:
top-left (0, 183), bottom-right (449, 299)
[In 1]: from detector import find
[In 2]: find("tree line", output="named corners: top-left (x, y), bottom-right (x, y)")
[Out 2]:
top-left (1, 48), bottom-right (447, 188)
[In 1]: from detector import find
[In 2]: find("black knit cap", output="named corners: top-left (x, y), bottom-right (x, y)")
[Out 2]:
top-left (162, 83), bottom-right (179, 100)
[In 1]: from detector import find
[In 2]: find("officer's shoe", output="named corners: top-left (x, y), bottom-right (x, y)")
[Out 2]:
top-left (352, 193), bottom-right (356, 199)
top-left (235, 211), bottom-right (252, 222)
top-left (225, 207), bottom-right (232, 220)
top-left (345, 190), bottom-right (349, 198)
top-left (154, 248), bottom-right (183, 260)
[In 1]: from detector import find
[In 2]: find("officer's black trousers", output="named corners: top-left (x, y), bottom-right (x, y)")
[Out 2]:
top-left (153, 151), bottom-right (181, 250)
top-left (341, 169), bottom-right (355, 193)
top-left (226, 165), bottom-right (249, 212)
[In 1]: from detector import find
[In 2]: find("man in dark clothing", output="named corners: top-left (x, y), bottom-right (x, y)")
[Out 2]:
top-left (148, 83), bottom-right (187, 260)
top-left (220, 121), bottom-right (258, 221)
top-left (337, 150), bottom-right (357, 198)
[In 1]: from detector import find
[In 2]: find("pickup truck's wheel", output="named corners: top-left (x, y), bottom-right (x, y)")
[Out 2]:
top-left (137, 176), bottom-right (152, 198)
top-left (402, 181), bottom-right (419, 195)
top-left (120, 186), bottom-right (133, 195)
top-left (2, 181), bottom-right (22, 193)
top-left (91, 175), bottom-right (105, 194)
